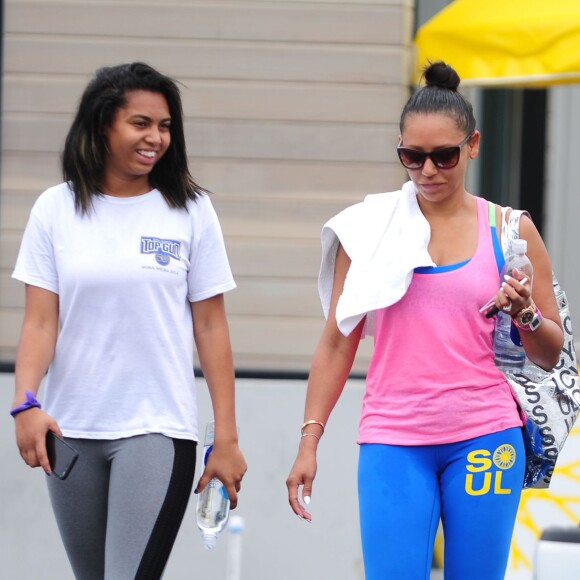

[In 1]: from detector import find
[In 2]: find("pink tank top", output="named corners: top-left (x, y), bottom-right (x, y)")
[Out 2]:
top-left (359, 196), bottom-right (523, 445)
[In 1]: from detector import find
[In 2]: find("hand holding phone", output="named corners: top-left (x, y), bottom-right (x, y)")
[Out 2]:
top-left (46, 431), bottom-right (79, 480)
top-left (479, 276), bottom-right (530, 319)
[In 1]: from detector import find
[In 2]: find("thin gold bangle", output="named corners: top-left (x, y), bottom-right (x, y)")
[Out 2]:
top-left (301, 432), bottom-right (320, 441)
top-left (301, 420), bottom-right (325, 436)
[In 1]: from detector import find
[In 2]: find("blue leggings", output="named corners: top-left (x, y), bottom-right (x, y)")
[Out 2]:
top-left (358, 427), bottom-right (525, 580)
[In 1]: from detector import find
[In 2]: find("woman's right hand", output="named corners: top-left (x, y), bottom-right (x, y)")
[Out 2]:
top-left (286, 439), bottom-right (319, 522)
top-left (14, 409), bottom-right (62, 474)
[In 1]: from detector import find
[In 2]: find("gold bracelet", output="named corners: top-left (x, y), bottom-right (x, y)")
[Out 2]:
top-left (301, 432), bottom-right (320, 441)
top-left (301, 420), bottom-right (325, 436)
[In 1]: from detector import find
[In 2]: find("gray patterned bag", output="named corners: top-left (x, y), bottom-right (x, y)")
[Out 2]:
top-left (497, 208), bottom-right (580, 488)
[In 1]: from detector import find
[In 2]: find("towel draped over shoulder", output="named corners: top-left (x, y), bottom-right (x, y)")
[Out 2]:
top-left (318, 181), bottom-right (435, 337)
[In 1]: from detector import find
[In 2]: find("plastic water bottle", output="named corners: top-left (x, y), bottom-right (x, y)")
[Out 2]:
top-left (493, 239), bottom-right (534, 369)
top-left (196, 421), bottom-right (230, 550)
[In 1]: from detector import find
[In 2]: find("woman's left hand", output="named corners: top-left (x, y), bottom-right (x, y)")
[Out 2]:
top-left (195, 440), bottom-right (247, 509)
top-left (495, 267), bottom-right (532, 316)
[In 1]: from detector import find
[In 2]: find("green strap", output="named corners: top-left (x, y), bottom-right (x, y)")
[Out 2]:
top-left (488, 200), bottom-right (496, 227)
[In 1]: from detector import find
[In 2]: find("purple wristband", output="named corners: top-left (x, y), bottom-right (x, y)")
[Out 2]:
top-left (10, 391), bottom-right (42, 417)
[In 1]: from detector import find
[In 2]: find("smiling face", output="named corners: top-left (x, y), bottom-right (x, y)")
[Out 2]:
top-left (103, 90), bottom-right (171, 196)
top-left (399, 113), bottom-right (479, 204)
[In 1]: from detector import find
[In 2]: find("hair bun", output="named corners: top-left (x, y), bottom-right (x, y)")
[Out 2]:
top-left (423, 61), bottom-right (460, 91)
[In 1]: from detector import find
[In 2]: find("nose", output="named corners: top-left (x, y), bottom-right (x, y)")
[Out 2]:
top-left (421, 155), bottom-right (438, 176)
top-left (145, 126), bottom-right (162, 145)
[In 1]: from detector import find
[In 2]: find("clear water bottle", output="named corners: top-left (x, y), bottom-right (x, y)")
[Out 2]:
top-left (196, 421), bottom-right (230, 550)
top-left (493, 239), bottom-right (533, 369)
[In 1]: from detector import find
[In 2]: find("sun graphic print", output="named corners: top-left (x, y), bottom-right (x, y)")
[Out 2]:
top-left (494, 444), bottom-right (517, 470)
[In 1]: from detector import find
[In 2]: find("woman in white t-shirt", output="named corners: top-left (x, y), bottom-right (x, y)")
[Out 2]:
top-left (11, 62), bottom-right (246, 578)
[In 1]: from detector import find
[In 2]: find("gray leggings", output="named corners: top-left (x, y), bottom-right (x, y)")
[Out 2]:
top-left (47, 434), bottom-right (197, 580)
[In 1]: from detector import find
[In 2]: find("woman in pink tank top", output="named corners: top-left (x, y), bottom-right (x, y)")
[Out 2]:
top-left (287, 61), bottom-right (564, 579)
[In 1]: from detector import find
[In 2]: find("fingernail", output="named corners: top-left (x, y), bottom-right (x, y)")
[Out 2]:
top-left (194, 488), bottom-right (199, 494)
top-left (304, 496), bottom-right (311, 505)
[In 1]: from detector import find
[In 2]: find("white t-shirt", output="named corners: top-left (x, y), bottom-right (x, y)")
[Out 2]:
top-left (12, 183), bottom-right (236, 441)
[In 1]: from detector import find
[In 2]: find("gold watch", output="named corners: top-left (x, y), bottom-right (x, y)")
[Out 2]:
top-left (514, 300), bottom-right (543, 332)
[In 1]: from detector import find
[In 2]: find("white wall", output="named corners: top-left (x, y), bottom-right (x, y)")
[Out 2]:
top-left (0, 373), bottom-right (366, 580)
top-left (545, 86), bottom-right (580, 334)
top-left (3, 372), bottom-right (579, 579)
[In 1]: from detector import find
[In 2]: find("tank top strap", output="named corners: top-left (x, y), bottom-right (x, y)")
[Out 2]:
top-left (475, 196), bottom-right (492, 246)
top-left (487, 199), bottom-right (496, 227)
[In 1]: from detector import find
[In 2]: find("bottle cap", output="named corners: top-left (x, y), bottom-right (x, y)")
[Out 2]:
top-left (202, 532), bottom-right (218, 550)
top-left (511, 239), bottom-right (527, 254)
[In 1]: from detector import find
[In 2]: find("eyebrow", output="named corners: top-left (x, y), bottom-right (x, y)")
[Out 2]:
top-left (399, 143), bottom-right (460, 151)
top-left (129, 114), bottom-right (172, 123)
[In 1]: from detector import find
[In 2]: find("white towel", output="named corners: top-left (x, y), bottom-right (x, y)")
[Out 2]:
top-left (318, 181), bottom-right (435, 337)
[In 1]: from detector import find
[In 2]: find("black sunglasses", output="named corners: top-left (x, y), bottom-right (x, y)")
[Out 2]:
top-left (397, 133), bottom-right (474, 170)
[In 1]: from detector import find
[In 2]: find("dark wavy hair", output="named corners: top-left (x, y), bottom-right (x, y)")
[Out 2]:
top-left (400, 61), bottom-right (476, 136)
top-left (62, 62), bottom-right (204, 214)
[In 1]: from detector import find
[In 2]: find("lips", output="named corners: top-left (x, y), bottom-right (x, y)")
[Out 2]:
top-left (137, 149), bottom-right (156, 158)
top-left (420, 182), bottom-right (445, 190)
top-left (136, 150), bottom-right (158, 164)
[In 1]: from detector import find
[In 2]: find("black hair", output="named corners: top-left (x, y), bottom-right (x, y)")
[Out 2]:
top-left (400, 61), bottom-right (476, 136)
top-left (62, 62), bottom-right (204, 214)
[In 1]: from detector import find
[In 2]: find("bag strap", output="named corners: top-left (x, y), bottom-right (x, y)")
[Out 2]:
top-left (500, 206), bottom-right (530, 256)
top-left (502, 207), bottom-right (566, 303)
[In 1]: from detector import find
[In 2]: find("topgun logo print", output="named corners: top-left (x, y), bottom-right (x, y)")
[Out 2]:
top-left (141, 237), bottom-right (181, 266)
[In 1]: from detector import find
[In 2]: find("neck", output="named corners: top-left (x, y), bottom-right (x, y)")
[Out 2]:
top-left (101, 175), bottom-right (152, 198)
top-left (417, 189), bottom-right (472, 218)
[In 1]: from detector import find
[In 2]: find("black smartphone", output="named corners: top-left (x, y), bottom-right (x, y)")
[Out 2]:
top-left (46, 431), bottom-right (79, 480)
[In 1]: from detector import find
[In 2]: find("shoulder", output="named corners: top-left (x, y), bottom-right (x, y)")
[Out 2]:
top-left (36, 182), bottom-right (73, 203)
top-left (186, 192), bottom-right (215, 216)
top-left (518, 213), bottom-right (538, 235)
top-left (499, 205), bottom-right (539, 238)
top-left (30, 182), bottom-right (75, 217)
top-left (363, 189), bottom-right (406, 206)
top-left (497, 204), bottom-right (545, 251)
top-left (185, 192), bottom-right (224, 235)
top-left (327, 185), bottom-right (408, 228)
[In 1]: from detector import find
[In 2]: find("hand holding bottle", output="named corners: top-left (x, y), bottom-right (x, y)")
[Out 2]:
top-left (195, 421), bottom-right (246, 550)
top-left (195, 437), bottom-right (245, 510)
top-left (480, 239), bottom-right (533, 318)
top-left (489, 239), bottom-right (535, 369)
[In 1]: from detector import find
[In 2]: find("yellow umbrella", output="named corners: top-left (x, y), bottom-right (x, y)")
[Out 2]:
top-left (414, 0), bottom-right (580, 87)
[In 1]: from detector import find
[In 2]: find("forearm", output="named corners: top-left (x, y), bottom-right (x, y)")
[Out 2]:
top-left (13, 285), bottom-right (59, 406)
top-left (12, 306), bottom-right (60, 472)
top-left (13, 321), bottom-right (57, 406)
top-left (301, 242), bottom-right (362, 436)
top-left (514, 217), bottom-right (564, 371)
top-left (193, 309), bottom-right (238, 444)
top-left (192, 295), bottom-right (246, 504)
top-left (306, 335), bottom-right (361, 422)
top-left (299, 319), bottom-right (364, 445)
top-left (519, 318), bottom-right (564, 371)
